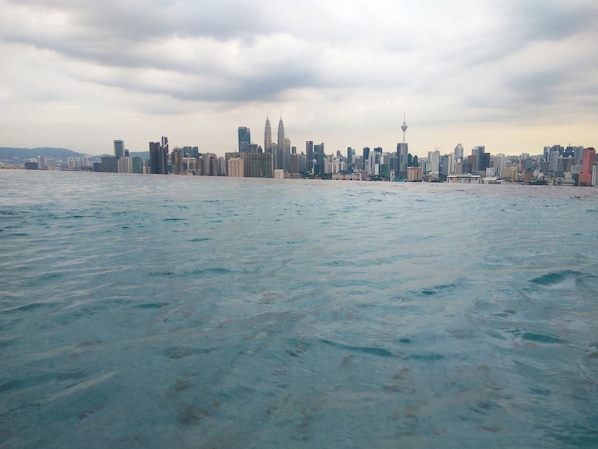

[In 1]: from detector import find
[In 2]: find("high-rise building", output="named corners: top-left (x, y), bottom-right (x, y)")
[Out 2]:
top-left (579, 147), bottom-right (596, 186)
top-left (261, 152), bottom-right (274, 178)
top-left (277, 117), bottom-right (285, 170)
top-left (427, 150), bottom-right (441, 174)
top-left (447, 153), bottom-right (456, 175)
top-left (240, 152), bottom-right (261, 177)
top-left (177, 146), bottom-right (199, 158)
top-left (397, 143), bottom-right (408, 178)
top-left (238, 127), bottom-right (251, 153)
top-left (264, 117), bottom-right (272, 154)
top-left (37, 155), bottom-right (48, 170)
top-left (118, 156), bottom-right (132, 174)
top-left (440, 154), bottom-right (449, 177)
top-left (306, 141), bottom-right (314, 173)
top-left (573, 146), bottom-right (585, 165)
top-left (132, 156), bottom-right (144, 174)
top-left (548, 147), bottom-right (561, 174)
top-left (101, 156), bottom-right (118, 173)
top-left (362, 147), bottom-right (370, 171)
top-left (408, 166), bottom-right (423, 182)
top-left (454, 143), bottom-right (464, 161)
top-left (380, 153), bottom-right (391, 179)
top-left (149, 137), bottom-right (169, 174)
top-left (283, 137), bottom-right (291, 172)
top-left (471, 145), bottom-right (489, 173)
top-left (347, 147), bottom-right (355, 164)
top-left (263, 117), bottom-right (274, 175)
top-left (149, 142), bottom-right (160, 174)
top-left (171, 148), bottom-right (183, 174)
top-left (290, 152), bottom-right (299, 174)
top-left (368, 147), bottom-right (383, 177)
top-left (114, 140), bottom-right (124, 158)
top-left (314, 143), bottom-right (325, 177)
top-left (228, 157), bottom-right (244, 177)
top-left (297, 152), bottom-right (306, 174)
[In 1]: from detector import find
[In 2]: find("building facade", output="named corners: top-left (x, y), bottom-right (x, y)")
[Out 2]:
top-left (579, 147), bottom-right (596, 186)
top-left (277, 117), bottom-right (285, 170)
top-left (114, 140), bottom-right (124, 158)
top-left (238, 127), bottom-right (251, 153)
top-left (149, 137), bottom-right (169, 174)
top-left (228, 157), bottom-right (244, 177)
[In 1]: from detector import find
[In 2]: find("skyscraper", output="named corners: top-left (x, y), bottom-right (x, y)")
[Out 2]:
top-left (314, 143), bottom-right (325, 177)
top-left (396, 143), bottom-right (408, 179)
top-left (471, 145), bottom-right (489, 173)
top-left (228, 157), bottom-right (244, 177)
top-left (117, 156), bottom-right (132, 174)
top-left (242, 152), bottom-right (262, 177)
top-left (347, 147), bottom-right (355, 164)
top-left (171, 148), bottom-right (183, 174)
top-left (396, 115), bottom-right (409, 179)
top-left (132, 156), bottom-right (144, 174)
top-left (306, 141), bottom-right (314, 173)
top-left (114, 140), bottom-right (124, 158)
top-left (579, 147), bottom-right (596, 186)
top-left (454, 144), bottom-right (464, 160)
top-left (283, 137), bottom-right (291, 172)
top-left (264, 117), bottom-right (272, 155)
top-left (149, 137), bottom-right (169, 174)
top-left (261, 152), bottom-right (274, 178)
top-left (238, 127), bottom-right (251, 153)
top-left (428, 150), bottom-right (441, 174)
top-left (362, 147), bottom-right (370, 171)
top-left (277, 117), bottom-right (285, 170)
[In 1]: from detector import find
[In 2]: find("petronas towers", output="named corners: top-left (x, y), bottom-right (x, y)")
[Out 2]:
top-left (263, 115), bottom-right (289, 171)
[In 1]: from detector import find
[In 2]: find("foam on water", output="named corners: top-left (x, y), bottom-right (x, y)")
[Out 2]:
top-left (1, 170), bottom-right (597, 448)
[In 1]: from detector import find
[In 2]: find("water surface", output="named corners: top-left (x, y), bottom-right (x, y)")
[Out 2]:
top-left (1, 171), bottom-right (597, 448)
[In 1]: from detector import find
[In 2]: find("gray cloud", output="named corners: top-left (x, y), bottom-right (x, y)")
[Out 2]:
top-left (1, 0), bottom-right (597, 154)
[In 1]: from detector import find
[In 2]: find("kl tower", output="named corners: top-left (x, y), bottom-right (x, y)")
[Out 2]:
top-left (396, 113), bottom-right (409, 179)
top-left (401, 112), bottom-right (408, 143)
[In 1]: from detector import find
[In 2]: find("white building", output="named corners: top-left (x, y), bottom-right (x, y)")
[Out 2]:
top-left (227, 157), bottom-right (243, 177)
top-left (427, 150), bottom-right (440, 174)
top-left (447, 174), bottom-right (481, 184)
top-left (118, 156), bottom-right (132, 173)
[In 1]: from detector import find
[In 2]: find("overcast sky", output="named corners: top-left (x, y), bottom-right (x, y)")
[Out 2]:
top-left (1, 0), bottom-right (597, 157)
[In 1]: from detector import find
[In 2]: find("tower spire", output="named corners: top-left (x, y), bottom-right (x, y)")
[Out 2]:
top-left (401, 112), bottom-right (408, 144)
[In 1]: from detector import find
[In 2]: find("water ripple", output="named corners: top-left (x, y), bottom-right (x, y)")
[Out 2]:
top-left (1, 171), bottom-right (597, 449)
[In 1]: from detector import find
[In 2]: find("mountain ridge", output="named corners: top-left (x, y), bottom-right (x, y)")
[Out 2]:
top-left (0, 147), bottom-right (149, 163)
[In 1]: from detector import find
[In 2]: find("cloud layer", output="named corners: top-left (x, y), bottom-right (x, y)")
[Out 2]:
top-left (1, 0), bottom-right (597, 155)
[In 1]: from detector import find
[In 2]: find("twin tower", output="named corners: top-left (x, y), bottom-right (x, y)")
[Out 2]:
top-left (263, 116), bottom-right (290, 171)
top-left (238, 116), bottom-right (289, 171)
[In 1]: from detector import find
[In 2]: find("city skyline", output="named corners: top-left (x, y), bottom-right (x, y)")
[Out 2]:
top-left (1, 0), bottom-right (597, 157)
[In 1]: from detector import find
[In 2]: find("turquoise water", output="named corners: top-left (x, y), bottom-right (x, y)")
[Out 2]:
top-left (1, 170), bottom-right (597, 448)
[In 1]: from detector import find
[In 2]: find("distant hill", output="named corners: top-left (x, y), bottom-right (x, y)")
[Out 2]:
top-left (130, 151), bottom-right (149, 160)
top-left (0, 147), bottom-right (88, 163)
top-left (1, 147), bottom-right (153, 166)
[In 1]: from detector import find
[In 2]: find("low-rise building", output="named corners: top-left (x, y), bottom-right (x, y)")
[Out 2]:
top-left (447, 174), bottom-right (481, 184)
